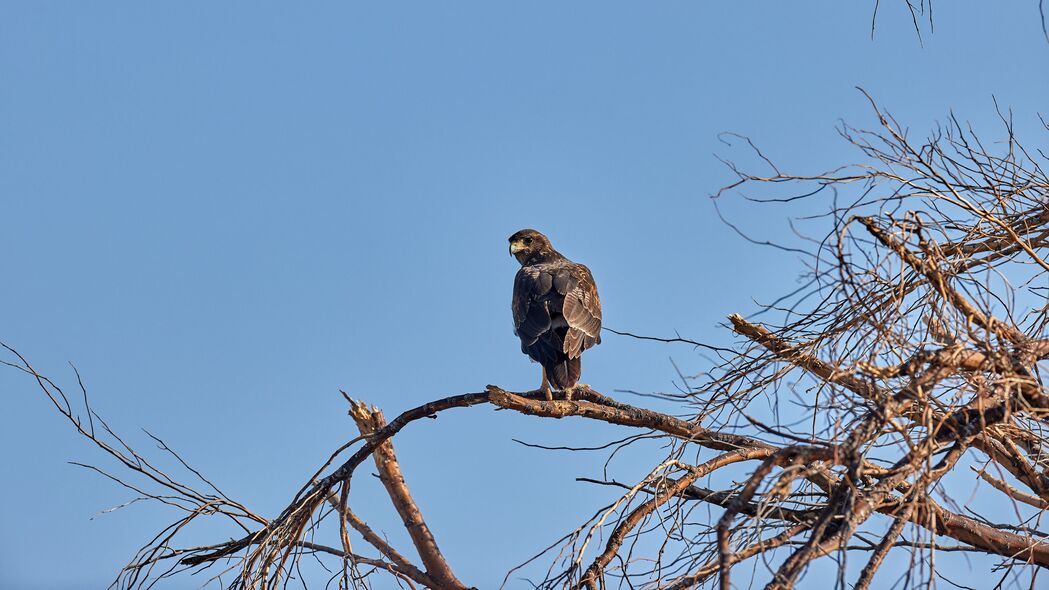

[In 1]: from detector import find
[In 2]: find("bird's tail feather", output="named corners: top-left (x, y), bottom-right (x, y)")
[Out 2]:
top-left (548, 357), bottom-right (581, 390)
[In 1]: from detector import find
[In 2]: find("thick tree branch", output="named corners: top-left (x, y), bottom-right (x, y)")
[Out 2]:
top-left (347, 401), bottom-right (470, 590)
top-left (486, 385), bottom-right (772, 453)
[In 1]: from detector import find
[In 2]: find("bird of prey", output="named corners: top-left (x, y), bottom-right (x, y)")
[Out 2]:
top-left (509, 229), bottom-right (602, 399)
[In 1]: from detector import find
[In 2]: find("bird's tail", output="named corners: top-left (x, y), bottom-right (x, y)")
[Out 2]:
top-left (547, 357), bottom-right (581, 391)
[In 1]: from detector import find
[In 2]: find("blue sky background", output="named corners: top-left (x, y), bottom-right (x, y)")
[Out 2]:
top-left (2, 2), bottom-right (1047, 589)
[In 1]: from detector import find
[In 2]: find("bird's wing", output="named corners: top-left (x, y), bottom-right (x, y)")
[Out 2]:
top-left (557, 263), bottom-right (602, 359)
top-left (512, 266), bottom-right (554, 347)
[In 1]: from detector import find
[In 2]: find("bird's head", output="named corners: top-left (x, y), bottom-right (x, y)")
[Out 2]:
top-left (508, 229), bottom-right (555, 265)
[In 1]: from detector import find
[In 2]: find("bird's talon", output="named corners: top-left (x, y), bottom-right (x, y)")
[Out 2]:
top-left (563, 383), bottom-right (589, 401)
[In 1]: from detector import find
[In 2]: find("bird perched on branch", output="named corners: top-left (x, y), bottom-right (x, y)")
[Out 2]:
top-left (509, 229), bottom-right (602, 400)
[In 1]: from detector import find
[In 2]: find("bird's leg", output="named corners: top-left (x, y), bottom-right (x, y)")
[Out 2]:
top-left (541, 368), bottom-right (553, 401)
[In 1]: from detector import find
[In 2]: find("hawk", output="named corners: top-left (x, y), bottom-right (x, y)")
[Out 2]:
top-left (509, 229), bottom-right (602, 399)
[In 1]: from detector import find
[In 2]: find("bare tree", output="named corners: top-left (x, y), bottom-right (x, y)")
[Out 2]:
top-left (870, 1), bottom-right (1049, 44)
top-left (6, 95), bottom-right (1049, 589)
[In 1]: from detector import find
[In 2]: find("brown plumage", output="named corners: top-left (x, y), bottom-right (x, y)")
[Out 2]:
top-left (509, 229), bottom-right (602, 394)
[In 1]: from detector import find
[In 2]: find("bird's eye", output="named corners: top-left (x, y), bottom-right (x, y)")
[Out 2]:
top-left (524, 237), bottom-right (533, 245)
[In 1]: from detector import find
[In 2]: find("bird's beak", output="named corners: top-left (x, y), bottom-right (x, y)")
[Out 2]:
top-left (509, 241), bottom-right (526, 255)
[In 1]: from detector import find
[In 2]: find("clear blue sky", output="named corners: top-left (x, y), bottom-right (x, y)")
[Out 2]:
top-left (2, 2), bottom-right (1047, 589)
